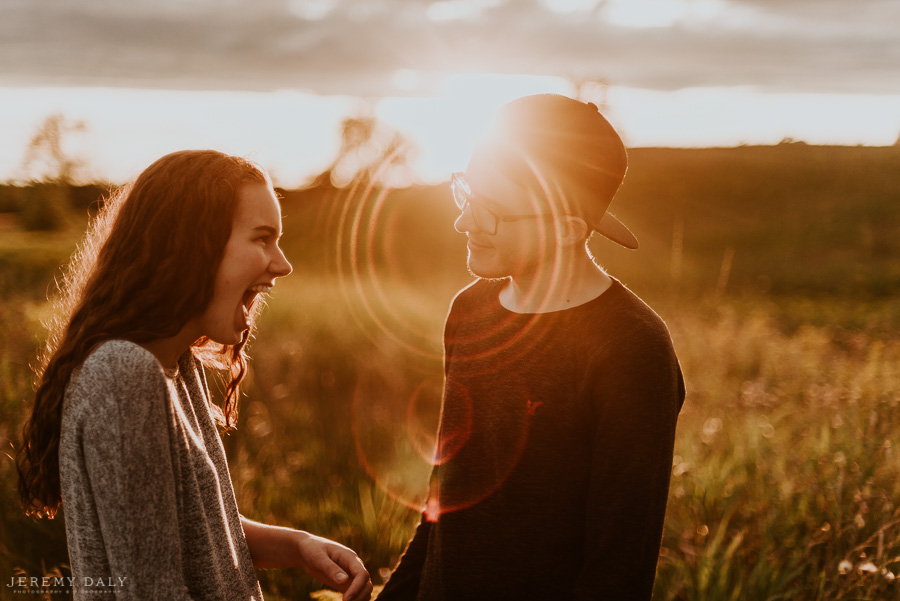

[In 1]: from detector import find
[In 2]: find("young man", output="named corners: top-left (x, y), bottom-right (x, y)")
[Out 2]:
top-left (378, 94), bottom-right (685, 601)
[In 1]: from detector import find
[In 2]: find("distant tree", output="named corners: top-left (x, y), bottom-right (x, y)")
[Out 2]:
top-left (17, 114), bottom-right (87, 230)
top-left (21, 113), bottom-right (87, 184)
top-left (309, 112), bottom-right (416, 189)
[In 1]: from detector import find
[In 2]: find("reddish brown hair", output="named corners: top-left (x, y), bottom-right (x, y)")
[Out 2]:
top-left (17, 149), bottom-right (269, 517)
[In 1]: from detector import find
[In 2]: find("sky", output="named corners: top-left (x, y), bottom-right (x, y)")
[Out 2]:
top-left (2, 0), bottom-right (899, 186)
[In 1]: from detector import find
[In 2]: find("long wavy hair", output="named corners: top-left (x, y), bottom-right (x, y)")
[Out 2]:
top-left (17, 149), bottom-right (270, 518)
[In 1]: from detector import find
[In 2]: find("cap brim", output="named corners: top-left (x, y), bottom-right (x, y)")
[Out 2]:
top-left (595, 211), bottom-right (639, 250)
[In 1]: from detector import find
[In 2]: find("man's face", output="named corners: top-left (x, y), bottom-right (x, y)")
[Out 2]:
top-left (453, 163), bottom-right (561, 281)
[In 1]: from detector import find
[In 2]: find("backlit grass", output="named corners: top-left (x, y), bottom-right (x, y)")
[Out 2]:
top-left (2, 145), bottom-right (899, 599)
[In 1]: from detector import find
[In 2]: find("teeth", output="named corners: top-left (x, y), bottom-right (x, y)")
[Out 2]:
top-left (249, 284), bottom-right (272, 294)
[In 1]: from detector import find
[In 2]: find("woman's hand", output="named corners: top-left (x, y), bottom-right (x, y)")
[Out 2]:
top-left (295, 531), bottom-right (373, 601)
top-left (241, 517), bottom-right (373, 601)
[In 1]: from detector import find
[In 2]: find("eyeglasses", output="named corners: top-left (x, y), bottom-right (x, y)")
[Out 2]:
top-left (451, 172), bottom-right (554, 236)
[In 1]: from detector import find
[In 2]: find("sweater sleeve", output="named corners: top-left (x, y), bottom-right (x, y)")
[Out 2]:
top-left (72, 343), bottom-right (193, 600)
top-left (378, 291), bottom-right (465, 600)
top-left (574, 332), bottom-right (685, 601)
top-left (375, 517), bottom-right (431, 601)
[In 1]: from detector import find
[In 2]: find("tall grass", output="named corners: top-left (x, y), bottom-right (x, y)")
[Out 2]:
top-left (2, 267), bottom-right (899, 600)
top-left (657, 306), bottom-right (900, 600)
top-left (2, 145), bottom-right (899, 599)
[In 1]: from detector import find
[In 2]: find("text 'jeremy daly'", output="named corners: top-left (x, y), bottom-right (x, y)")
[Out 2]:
top-left (6, 576), bottom-right (128, 587)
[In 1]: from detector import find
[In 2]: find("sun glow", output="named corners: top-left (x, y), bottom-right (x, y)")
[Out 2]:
top-left (2, 80), bottom-right (899, 188)
top-left (602, 87), bottom-right (900, 149)
top-left (376, 73), bottom-right (571, 182)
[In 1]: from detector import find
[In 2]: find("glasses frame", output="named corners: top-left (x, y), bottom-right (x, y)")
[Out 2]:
top-left (451, 172), bottom-right (556, 236)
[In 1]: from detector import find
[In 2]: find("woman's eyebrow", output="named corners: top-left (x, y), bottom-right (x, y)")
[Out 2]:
top-left (252, 225), bottom-right (278, 236)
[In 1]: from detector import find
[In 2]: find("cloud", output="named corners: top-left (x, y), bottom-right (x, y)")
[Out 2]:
top-left (1, 0), bottom-right (898, 95)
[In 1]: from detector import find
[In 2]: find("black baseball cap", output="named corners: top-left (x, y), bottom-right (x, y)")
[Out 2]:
top-left (466, 93), bottom-right (638, 249)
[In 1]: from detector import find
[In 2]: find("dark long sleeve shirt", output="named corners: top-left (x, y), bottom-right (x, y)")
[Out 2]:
top-left (378, 278), bottom-right (685, 601)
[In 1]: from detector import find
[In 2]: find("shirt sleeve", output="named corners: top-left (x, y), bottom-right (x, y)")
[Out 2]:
top-left (574, 335), bottom-right (685, 601)
top-left (378, 288), bottom-right (468, 600)
top-left (74, 346), bottom-right (193, 600)
top-left (375, 517), bottom-right (431, 601)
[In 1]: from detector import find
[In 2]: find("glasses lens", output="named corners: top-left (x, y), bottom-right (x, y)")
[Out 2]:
top-left (470, 203), bottom-right (498, 235)
top-left (451, 173), bottom-right (469, 210)
top-left (452, 173), bottom-right (497, 234)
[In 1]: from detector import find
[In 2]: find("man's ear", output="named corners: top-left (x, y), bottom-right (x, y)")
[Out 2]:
top-left (557, 216), bottom-right (589, 247)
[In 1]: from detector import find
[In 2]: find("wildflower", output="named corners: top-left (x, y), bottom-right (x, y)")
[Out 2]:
top-left (673, 461), bottom-right (691, 477)
top-left (701, 417), bottom-right (722, 443)
top-left (857, 561), bottom-right (878, 575)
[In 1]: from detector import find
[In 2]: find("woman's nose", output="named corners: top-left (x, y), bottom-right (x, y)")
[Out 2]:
top-left (271, 246), bottom-right (293, 278)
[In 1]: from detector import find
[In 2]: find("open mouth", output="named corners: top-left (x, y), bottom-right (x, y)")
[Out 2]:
top-left (240, 284), bottom-right (272, 323)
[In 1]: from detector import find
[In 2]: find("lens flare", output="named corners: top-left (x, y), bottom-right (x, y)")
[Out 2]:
top-left (352, 367), bottom-right (537, 518)
top-left (352, 371), bottom-right (445, 511)
top-left (425, 388), bottom-right (536, 519)
top-left (339, 144), bottom-right (584, 519)
top-left (326, 153), bottom-right (445, 362)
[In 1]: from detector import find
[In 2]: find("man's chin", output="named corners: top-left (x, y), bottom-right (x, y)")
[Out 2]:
top-left (467, 259), bottom-right (508, 281)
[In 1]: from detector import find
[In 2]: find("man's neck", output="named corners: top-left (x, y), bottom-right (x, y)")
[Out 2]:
top-left (499, 253), bottom-right (612, 314)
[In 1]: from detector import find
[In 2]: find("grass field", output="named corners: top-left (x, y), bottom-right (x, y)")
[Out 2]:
top-left (1, 145), bottom-right (899, 600)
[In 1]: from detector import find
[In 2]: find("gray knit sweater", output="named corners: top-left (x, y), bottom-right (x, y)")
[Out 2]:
top-left (59, 340), bottom-right (263, 600)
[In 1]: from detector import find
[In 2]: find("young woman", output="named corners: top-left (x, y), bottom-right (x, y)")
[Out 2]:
top-left (16, 150), bottom-right (373, 601)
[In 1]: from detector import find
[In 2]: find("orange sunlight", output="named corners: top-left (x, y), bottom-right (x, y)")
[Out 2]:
top-left (376, 73), bottom-right (572, 182)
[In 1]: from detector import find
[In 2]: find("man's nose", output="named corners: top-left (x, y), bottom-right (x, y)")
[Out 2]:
top-left (454, 203), bottom-right (475, 234)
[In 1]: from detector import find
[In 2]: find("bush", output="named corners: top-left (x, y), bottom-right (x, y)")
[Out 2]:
top-left (0, 186), bottom-right (24, 213)
top-left (19, 183), bottom-right (70, 232)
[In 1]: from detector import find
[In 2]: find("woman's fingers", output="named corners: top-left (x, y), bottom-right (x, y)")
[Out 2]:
top-left (328, 548), bottom-right (372, 601)
top-left (299, 534), bottom-right (372, 601)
